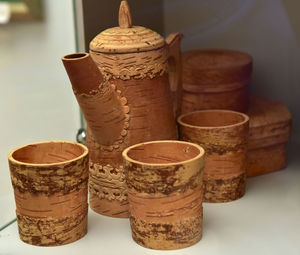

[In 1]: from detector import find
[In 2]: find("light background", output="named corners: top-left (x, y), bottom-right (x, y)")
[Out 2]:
top-left (0, 0), bottom-right (78, 197)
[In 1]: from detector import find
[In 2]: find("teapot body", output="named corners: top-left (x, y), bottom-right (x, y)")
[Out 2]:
top-left (88, 46), bottom-right (178, 217)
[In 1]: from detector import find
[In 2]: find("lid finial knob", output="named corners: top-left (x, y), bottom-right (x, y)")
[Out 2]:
top-left (119, 1), bottom-right (132, 28)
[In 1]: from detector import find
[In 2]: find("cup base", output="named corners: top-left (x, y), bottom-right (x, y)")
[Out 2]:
top-left (130, 215), bottom-right (202, 250)
top-left (17, 210), bottom-right (88, 246)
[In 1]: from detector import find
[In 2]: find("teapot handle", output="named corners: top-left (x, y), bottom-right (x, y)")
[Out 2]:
top-left (166, 33), bottom-right (183, 117)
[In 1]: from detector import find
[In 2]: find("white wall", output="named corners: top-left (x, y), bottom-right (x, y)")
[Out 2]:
top-left (0, 0), bottom-right (79, 196)
top-left (164, 0), bottom-right (300, 142)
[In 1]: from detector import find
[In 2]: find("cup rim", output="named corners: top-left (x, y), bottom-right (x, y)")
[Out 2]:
top-left (177, 109), bottom-right (249, 130)
top-left (122, 140), bottom-right (205, 166)
top-left (8, 140), bottom-right (88, 166)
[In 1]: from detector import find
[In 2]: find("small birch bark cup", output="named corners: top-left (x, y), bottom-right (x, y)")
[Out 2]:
top-left (178, 110), bottom-right (249, 203)
top-left (122, 140), bottom-right (205, 250)
top-left (8, 141), bottom-right (89, 246)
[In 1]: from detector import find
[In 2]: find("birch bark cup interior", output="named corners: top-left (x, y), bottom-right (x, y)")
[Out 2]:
top-left (8, 141), bottom-right (89, 246)
top-left (122, 140), bottom-right (205, 250)
top-left (178, 110), bottom-right (249, 203)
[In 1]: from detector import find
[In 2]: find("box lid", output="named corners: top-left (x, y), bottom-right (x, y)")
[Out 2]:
top-left (182, 49), bottom-right (252, 93)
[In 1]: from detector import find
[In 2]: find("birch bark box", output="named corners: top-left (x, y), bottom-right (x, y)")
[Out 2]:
top-left (247, 95), bottom-right (292, 176)
top-left (181, 49), bottom-right (252, 114)
top-left (8, 141), bottom-right (89, 246)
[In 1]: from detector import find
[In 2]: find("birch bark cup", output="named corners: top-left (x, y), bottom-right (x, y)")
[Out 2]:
top-left (178, 110), bottom-right (249, 203)
top-left (123, 140), bottom-right (205, 250)
top-left (8, 141), bottom-right (89, 246)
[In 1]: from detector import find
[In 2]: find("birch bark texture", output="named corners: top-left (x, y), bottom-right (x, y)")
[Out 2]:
top-left (181, 49), bottom-right (252, 114)
top-left (123, 140), bottom-right (205, 250)
top-left (178, 110), bottom-right (249, 202)
top-left (8, 141), bottom-right (89, 246)
top-left (80, 0), bottom-right (183, 218)
top-left (247, 95), bottom-right (292, 176)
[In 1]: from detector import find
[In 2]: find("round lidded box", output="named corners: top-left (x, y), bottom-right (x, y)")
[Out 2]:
top-left (247, 95), bottom-right (292, 176)
top-left (181, 49), bottom-right (253, 114)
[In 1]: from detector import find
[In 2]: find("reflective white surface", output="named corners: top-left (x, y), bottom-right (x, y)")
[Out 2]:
top-left (0, 194), bottom-right (14, 229)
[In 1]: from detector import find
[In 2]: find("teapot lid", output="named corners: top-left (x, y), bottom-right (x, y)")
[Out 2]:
top-left (89, 1), bottom-right (165, 54)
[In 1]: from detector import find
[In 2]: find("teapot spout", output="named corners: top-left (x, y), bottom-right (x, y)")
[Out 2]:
top-left (62, 53), bottom-right (127, 146)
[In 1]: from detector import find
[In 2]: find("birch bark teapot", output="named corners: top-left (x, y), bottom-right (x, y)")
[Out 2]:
top-left (62, 1), bottom-right (182, 218)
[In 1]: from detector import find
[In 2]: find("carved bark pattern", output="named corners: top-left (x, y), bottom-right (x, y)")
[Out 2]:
top-left (77, 81), bottom-right (130, 151)
top-left (90, 26), bottom-right (165, 54)
top-left (16, 208), bottom-right (87, 246)
top-left (89, 162), bottom-right (127, 202)
top-left (9, 156), bottom-right (89, 195)
top-left (86, 74), bottom-right (178, 217)
top-left (91, 47), bottom-right (168, 81)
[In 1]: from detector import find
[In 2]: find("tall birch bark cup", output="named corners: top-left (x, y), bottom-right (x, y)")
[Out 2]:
top-left (8, 141), bottom-right (89, 246)
top-left (122, 140), bottom-right (205, 250)
top-left (178, 110), bottom-right (249, 202)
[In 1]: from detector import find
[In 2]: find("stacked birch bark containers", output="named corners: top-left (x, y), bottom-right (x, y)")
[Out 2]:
top-left (180, 49), bottom-right (292, 177)
top-left (7, 0), bottom-right (293, 250)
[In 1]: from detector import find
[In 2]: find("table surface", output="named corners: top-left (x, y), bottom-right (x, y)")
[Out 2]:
top-left (1, 147), bottom-right (299, 255)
